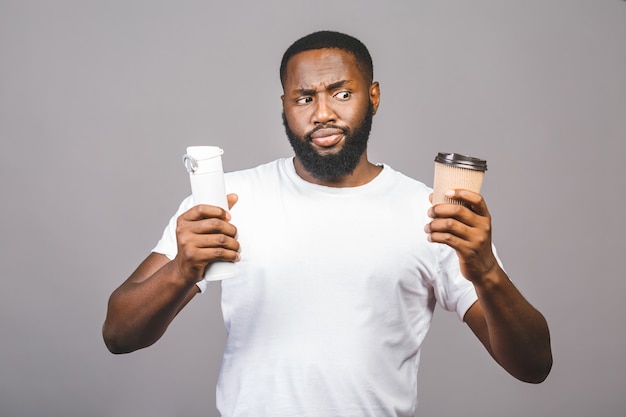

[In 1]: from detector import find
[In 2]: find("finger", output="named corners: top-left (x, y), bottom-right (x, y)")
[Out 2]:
top-left (186, 217), bottom-right (238, 238)
top-left (426, 217), bottom-right (472, 242)
top-left (177, 233), bottom-right (240, 265)
top-left (195, 243), bottom-right (241, 263)
top-left (183, 204), bottom-right (232, 222)
top-left (426, 229), bottom-right (467, 250)
top-left (198, 246), bottom-right (241, 262)
top-left (426, 225), bottom-right (488, 260)
top-left (427, 205), bottom-right (492, 246)
top-left (177, 244), bottom-right (240, 273)
top-left (227, 193), bottom-right (238, 210)
top-left (195, 233), bottom-right (240, 251)
top-left (428, 202), bottom-right (474, 226)
top-left (443, 189), bottom-right (490, 217)
top-left (431, 230), bottom-right (491, 265)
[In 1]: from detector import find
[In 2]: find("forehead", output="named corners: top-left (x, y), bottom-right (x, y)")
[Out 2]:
top-left (283, 48), bottom-right (365, 89)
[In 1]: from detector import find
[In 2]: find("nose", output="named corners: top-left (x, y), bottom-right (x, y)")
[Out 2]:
top-left (312, 95), bottom-right (336, 125)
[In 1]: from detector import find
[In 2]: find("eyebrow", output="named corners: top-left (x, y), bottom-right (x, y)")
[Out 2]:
top-left (294, 80), bottom-right (350, 96)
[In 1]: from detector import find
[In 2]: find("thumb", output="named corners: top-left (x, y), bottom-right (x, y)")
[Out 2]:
top-left (227, 193), bottom-right (239, 210)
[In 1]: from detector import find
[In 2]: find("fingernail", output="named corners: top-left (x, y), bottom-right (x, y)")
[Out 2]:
top-left (445, 189), bottom-right (455, 197)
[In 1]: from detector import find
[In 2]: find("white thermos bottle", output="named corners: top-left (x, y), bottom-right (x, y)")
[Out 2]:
top-left (183, 146), bottom-right (237, 281)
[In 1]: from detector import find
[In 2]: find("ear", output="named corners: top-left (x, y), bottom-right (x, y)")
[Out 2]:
top-left (369, 82), bottom-right (381, 115)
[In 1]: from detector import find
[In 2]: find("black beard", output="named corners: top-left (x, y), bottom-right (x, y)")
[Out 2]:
top-left (282, 103), bottom-right (374, 182)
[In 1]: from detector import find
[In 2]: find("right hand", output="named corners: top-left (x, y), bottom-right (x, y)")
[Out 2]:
top-left (174, 193), bottom-right (240, 285)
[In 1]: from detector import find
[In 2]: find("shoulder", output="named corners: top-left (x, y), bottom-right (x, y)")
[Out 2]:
top-left (379, 164), bottom-right (433, 200)
top-left (224, 159), bottom-right (286, 190)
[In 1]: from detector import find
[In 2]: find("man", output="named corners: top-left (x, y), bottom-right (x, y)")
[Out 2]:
top-left (103, 30), bottom-right (552, 416)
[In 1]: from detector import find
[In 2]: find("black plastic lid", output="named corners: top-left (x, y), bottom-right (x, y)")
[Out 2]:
top-left (434, 152), bottom-right (487, 171)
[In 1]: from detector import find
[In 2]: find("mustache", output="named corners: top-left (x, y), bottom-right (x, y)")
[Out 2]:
top-left (304, 124), bottom-right (349, 141)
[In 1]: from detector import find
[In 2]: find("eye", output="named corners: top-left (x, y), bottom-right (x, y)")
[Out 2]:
top-left (296, 97), bottom-right (313, 105)
top-left (334, 91), bottom-right (351, 100)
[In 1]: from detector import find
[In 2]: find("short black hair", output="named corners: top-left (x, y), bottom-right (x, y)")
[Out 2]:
top-left (279, 30), bottom-right (374, 87)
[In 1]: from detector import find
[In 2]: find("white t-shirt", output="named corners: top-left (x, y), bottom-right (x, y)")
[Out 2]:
top-left (153, 158), bottom-right (480, 417)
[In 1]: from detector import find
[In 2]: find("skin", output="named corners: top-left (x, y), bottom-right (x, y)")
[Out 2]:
top-left (281, 48), bottom-right (381, 187)
top-left (102, 198), bottom-right (239, 353)
top-left (426, 190), bottom-right (552, 383)
top-left (103, 47), bottom-right (552, 384)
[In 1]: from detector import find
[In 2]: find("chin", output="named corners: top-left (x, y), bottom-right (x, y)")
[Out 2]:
top-left (312, 140), bottom-right (346, 156)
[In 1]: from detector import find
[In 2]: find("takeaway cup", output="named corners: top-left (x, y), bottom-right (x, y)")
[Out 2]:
top-left (432, 152), bottom-right (487, 206)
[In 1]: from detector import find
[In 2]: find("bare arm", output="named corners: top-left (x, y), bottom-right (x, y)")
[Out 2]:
top-left (425, 190), bottom-right (552, 383)
top-left (102, 194), bottom-right (239, 354)
top-left (463, 274), bottom-right (552, 383)
top-left (102, 253), bottom-right (199, 354)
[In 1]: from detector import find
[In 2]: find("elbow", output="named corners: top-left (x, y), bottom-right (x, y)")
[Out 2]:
top-left (520, 368), bottom-right (551, 384)
top-left (102, 318), bottom-right (160, 354)
top-left (521, 370), bottom-right (551, 384)
top-left (529, 338), bottom-right (554, 384)
top-left (102, 328), bottom-right (126, 355)
top-left (102, 322), bottom-right (138, 355)
top-left (530, 356), bottom-right (553, 384)
top-left (516, 351), bottom-right (553, 384)
top-left (103, 339), bottom-right (133, 355)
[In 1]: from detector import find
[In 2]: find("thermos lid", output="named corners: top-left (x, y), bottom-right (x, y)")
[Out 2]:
top-left (434, 152), bottom-right (487, 172)
top-left (183, 146), bottom-right (224, 173)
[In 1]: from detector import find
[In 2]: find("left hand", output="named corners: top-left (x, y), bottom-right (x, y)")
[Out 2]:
top-left (424, 189), bottom-right (499, 283)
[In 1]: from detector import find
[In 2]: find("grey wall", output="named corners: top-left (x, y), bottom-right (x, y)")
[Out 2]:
top-left (1, 1), bottom-right (625, 416)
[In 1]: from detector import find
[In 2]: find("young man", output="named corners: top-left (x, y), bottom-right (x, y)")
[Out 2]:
top-left (103, 31), bottom-right (552, 416)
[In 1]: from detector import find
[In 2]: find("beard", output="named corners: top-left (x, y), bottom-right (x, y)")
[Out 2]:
top-left (282, 102), bottom-right (374, 182)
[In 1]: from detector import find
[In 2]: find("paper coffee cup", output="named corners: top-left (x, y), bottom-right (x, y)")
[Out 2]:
top-left (432, 152), bottom-right (487, 205)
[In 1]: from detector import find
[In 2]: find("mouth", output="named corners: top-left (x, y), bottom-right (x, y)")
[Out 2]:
top-left (309, 128), bottom-right (345, 148)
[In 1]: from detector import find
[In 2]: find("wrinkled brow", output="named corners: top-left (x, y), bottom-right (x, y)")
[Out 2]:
top-left (294, 80), bottom-right (350, 96)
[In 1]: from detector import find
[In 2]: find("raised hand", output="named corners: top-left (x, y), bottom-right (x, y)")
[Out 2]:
top-left (174, 194), bottom-right (240, 285)
top-left (425, 189), bottom-right (499, 283)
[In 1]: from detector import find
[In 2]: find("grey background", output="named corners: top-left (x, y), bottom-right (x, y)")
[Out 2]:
top-left (1, 0), bottom-right (625, 416)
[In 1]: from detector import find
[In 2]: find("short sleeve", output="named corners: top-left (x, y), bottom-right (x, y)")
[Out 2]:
top-left (151, 195), bottom-right (194, 259)
top-left (432, 243), bottom-right (504, 321)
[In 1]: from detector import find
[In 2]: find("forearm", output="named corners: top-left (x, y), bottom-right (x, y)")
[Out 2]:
top-left (470, 266), bottom-right (552, 383)
top-left (103, 259), bottom-right (198, 354)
